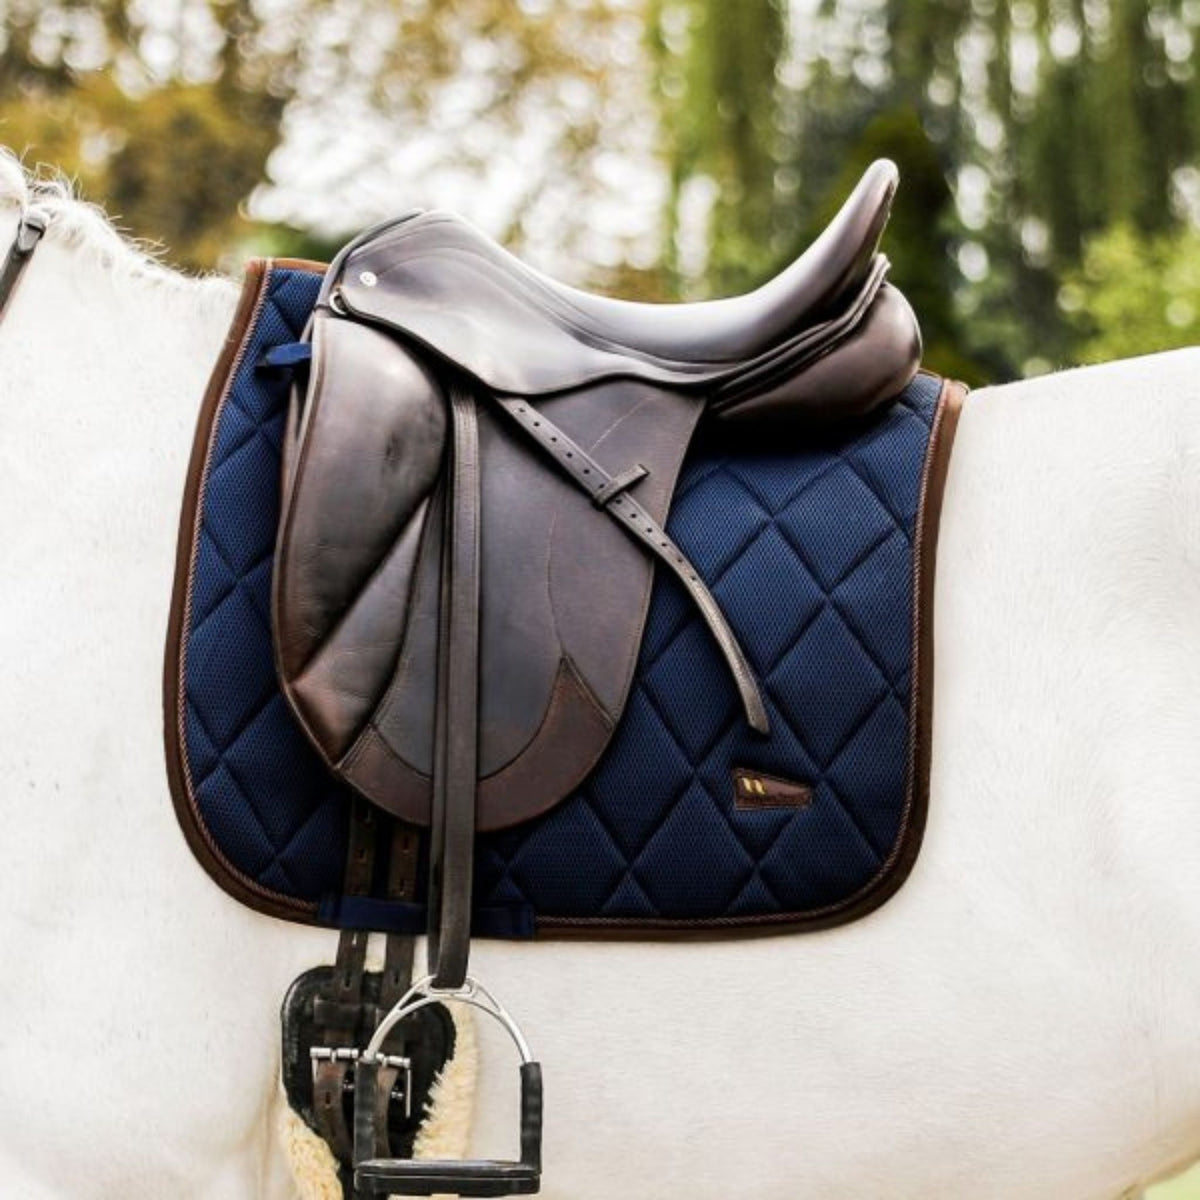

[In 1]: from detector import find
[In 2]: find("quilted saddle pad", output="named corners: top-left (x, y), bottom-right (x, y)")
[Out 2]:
top-left (164, 261), bottom-right (963, 937)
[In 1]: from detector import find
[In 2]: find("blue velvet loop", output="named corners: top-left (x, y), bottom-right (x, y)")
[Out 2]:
top-left (181, 263), bottom-right (939, 934)
top-left (259, 341), bottom-right (312, 369)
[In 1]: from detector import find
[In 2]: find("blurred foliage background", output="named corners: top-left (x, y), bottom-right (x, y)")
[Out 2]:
top-left (0, 0), bottom-right (1198, 383)
top-left (1, 1), bottom-right (1198, 1193)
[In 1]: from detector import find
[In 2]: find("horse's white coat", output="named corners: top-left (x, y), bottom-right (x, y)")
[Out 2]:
top-left (1, 174), bottom-right (1199, 1199)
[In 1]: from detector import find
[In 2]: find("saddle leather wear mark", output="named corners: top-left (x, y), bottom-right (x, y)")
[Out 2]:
top-left (164, 159), bottom-right (965, 1197)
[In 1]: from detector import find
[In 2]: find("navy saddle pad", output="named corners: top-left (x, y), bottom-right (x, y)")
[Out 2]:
top-left (165, 261), bottom-right (962, 937)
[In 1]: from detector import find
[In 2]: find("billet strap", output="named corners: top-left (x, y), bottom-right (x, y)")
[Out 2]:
top-left (313, 809), bottom-right (423, 1164)
top-left (380, 825), bottom-right (420, 1010)
top-left (313, 795), bottom-right (377, 1162)
top-left (426, 385), bottom-right (482, 990)
top-left (376, 823), bottom-right (420, 1157)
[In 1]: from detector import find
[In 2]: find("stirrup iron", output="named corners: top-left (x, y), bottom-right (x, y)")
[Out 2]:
top-left (354, 975), bottom-right (543, 1197)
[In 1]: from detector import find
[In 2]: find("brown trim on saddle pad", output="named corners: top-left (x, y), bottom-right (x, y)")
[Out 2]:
top-left (164, 259), bottom-right (327, 924)
top-left (536, 373), bottom-right (967, 937)
top-left (272, 257), bottom-right (330, 273)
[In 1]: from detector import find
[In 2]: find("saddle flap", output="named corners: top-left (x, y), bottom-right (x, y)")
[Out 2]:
top-left (275, 310), bottom-right (706, 831)
top-left (274, 312), bottom-right (447, 760)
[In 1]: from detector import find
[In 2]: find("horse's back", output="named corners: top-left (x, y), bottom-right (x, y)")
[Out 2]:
top-left (463, 348), bottom-right (1200, 1199)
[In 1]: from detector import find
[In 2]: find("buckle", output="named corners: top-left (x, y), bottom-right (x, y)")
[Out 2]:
top-left (311, 1046), bottom-right (413, 1119)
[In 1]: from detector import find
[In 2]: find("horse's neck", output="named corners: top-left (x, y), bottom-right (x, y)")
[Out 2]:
top-left (0, 210), bottom-right (238, 862)
top-left (0, 210), bottom-right (238, 455)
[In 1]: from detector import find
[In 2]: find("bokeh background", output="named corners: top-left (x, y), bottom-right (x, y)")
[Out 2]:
top-left (2, 0), bottom-right (1199, 384)
top-left (2, 1), bottom-right (1199, 1193)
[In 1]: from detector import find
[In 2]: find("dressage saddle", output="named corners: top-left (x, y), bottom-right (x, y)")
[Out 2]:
top-left (272, 158), bottom-right (921, 1195)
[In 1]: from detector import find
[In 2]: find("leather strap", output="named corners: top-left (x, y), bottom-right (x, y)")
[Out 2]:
top-left (0, 209), bottom-right (48, 325)
top-left (426, 385), bottom-right (482, 990)
top-left (380, 825), bottom-right (419, 1010)
top-left (495, 395), bottom-right (769, 734)
top-left (376, 822), bottom-right (420, 1157)
top-left (313, 796), bottom-right (377, 1162)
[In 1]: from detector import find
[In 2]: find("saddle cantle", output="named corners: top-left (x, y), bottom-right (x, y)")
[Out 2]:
top-left (273, 160), bottom-right (920, 859)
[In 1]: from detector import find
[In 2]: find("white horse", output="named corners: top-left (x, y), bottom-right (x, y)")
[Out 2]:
top-left (2, 154), bottom-right (1199, 1200)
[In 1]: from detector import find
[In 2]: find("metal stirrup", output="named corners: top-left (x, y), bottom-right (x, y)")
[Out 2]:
top-left (353, 976), bottom-right (543, 1197)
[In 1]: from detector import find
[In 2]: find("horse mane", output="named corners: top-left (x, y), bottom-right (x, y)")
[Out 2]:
top-left (0, 148), bottom-right (235, 302)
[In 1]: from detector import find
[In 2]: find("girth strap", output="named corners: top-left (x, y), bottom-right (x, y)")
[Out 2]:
top-left (313, 797), bottom-right (377, 1162)
top-left (313, 805), bottom-right (422, 1166)
top-left (373, 823), bottom-right (421, 1160)
top-left (380, 827), bottom-right (419, 1009)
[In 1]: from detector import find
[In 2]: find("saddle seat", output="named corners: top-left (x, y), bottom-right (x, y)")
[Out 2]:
top-left (471, 157), bottom-right (897, 363)
top-left (329, 158), bottom-right (918, 426)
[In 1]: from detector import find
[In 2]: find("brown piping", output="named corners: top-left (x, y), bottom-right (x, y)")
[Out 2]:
top-left (164, 258), bottom-right (330, 924)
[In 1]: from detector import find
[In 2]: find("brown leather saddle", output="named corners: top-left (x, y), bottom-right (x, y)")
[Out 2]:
top-left (273, 158), bottom-right (921, 1196)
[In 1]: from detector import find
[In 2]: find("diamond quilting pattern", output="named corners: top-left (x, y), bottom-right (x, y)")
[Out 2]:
top-left (177, 264), bottom-right (941, 932)
top-left (472, 380), bottom-right (941, 923)
top-left (182, 266), bottom-right (349, 906)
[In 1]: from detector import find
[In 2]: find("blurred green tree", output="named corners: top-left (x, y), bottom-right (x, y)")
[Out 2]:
top-left (0, 0), bottom-right (638, 269)
top-left (651, 0), bottom-right (1200, 379)
top-left (648, 0), bottom-right (788, 295)
top-left (1061, 222), bottom-right (1200, 361)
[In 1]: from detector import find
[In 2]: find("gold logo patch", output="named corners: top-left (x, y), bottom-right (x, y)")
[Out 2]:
top-left (732, 768), bottom-right (813, 811)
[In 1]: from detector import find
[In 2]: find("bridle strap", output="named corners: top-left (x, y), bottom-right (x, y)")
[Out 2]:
top-left (0, 208), bottom-right (50, 323)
